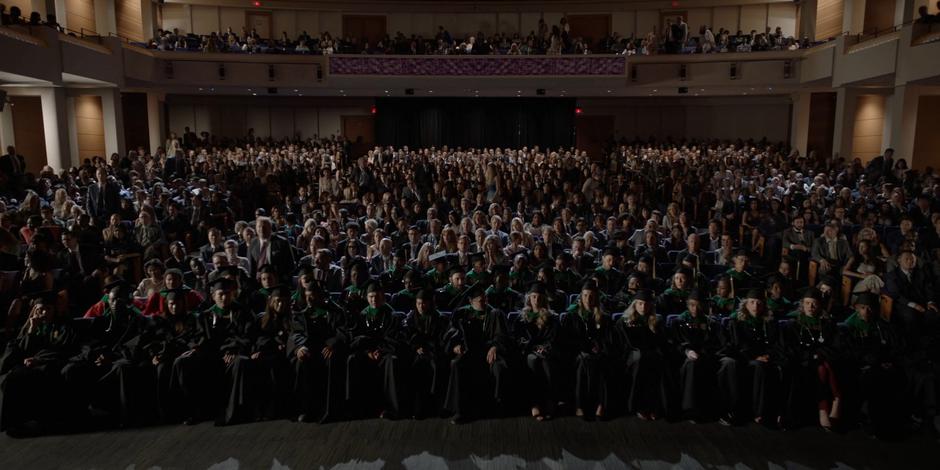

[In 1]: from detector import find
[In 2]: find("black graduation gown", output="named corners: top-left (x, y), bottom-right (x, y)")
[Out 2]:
top-left (171, 303), bottom-right (256, 425)
top-left (0, 321), bottom-right (76, 433)
top-left (343, 304), bottom-right (403, 419)
top-left (730, 316), bottom-right (783, 421)
top-left (146, 311), bottom-right (200, 422)
top-left (443, 305), bottom-right (514, 420)
top-left (560, 306), bottom-right (619, 415)
top-left (668, 312), bottom-right (736, 419)
top-left (61, 308), bottom-right (157, 427)
top-left (486, 286), bottom-right (524, 313)
top-left (837, 316), bottom-right (907, 435)
top-left (287, 301), bottom-right (346, 422)
top-left (402, 309), bottom-right (450, 417)
top-left (616, 315), bottom-right (668, 416)
top-left (512, 311), bottom-right (561, 413)
top-left (249, 314), bottom-right (293, 420)
top-left (779, 315), bottom-right (840, 425)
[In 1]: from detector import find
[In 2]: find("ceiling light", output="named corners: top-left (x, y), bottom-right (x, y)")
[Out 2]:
top-left (252, 93), bottom-right (257, 96)
top-left (293, 89), bottom-right (298, 92)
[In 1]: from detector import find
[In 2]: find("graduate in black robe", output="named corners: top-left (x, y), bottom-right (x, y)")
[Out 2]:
top-left (249, 285), bottom-right (293, 420)
top-left (0, 292), bottom-right (76, 436)
top-left (730, 288), bottom-right (783, 426)
top-left (443, 284), bottom-right (514, 424)
top-left (247, 264), bottom-right (281, 314)
top-left (838, 293), bottom-right (907, 438)
top-left (513, 283), bottom-right (561, 420)
top-left (343, 281), bottom-right (403, 419)
top-left (288, 282), bottom-right (346, 423)
top-left (390, 269), bottom-right (422, 312)
top-left (657, 267), bottom-right (693, 316)
top-left (147, 288), bottom-right (200, 422)
top-left (668, 289), bottom-right (735, 423)
top-left (781, 288), bottom-right (842, 430)
top-left (435, 266), bottom-right (469, 312)
top-left (61, 280), bottom-right (157, 428)
top-left (486, 265), bottom-right (524, 313)
top-left (616, 289), bottom-right (668, 420)
top-left (170, 277), bottom-right (255, 425)
top-left (401, 288), bottom-right (450, 418)
top-left (561, 280), bottom-right (618, 420)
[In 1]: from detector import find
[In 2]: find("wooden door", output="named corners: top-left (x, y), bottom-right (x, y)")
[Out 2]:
top-left (342, 115), bottom-right (375, 157)
top-left (567, 14), bottom-right (610, 50)
top-left (246, 11), bottom-right (272, 39)
top-left (10, 96), bottom-right (47, 174)
top-left (342, 15), bottom-right (387, 46)
top-left (575, 115), bottom-right (614, 161)
top-left (121, 92), bottom-right (150, 152)
top-left (807, 92), bottom-right (837, 159)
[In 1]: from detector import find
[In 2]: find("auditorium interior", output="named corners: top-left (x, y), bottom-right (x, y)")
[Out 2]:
top-left (1, 0), bottom-right (940, 468)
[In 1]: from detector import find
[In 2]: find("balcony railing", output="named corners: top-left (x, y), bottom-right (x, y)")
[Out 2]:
top-left (328, 54), bottom-right (628, 76)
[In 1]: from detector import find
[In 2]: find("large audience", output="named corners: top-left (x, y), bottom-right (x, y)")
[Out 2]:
top-left (143, 16), bottom-right (811, 56)
top-left (0, 132), bottom-right (938, 441)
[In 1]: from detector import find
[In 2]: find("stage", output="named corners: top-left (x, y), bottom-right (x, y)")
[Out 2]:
top-left (0, 416), bottom-right (936, 469)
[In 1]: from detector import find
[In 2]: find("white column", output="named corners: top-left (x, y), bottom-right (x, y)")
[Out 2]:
top-left (52, 0), bottom-right (66, 28)
top-left (66, 95), bottom-right (80, 165)
top-left (99, 88), bottom-right (125, 158)
top-left (39, 87), bottom-right (71, 171)
top-left (896, 0), bottom-right (917, 24)
top-left (885, 84), bottom-right (921, 165)
top-left (146, 91), bottom-right (165, 155)
top-left (0, 100), bottom-right (15, 150)
top-left (832, 87), bottom-right (858, 160)
top-left (790, 91), bottom-right (812, 157)
top-left (93, 0), bottom-right (117, 36)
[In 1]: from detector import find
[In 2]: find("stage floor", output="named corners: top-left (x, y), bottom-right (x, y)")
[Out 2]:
top-left (0, 416), bottom-right (937, 469)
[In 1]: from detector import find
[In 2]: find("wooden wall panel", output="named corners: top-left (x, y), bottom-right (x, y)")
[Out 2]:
top-left (913, 95), bottom-right (940, 171)
top-left (852, 94), bottom-right (885, 163)
top-left (815, 0), bottom-right (844, 41)
top-left (121, 92), bottom-right (150, 152)
top-left (75, 95), bottom-right (106, 160)
top-left (863, 0), bottom-right (896, 35)
top-left (10, 96), bottom-right (47, 174)
top-left (116, 0), bottom-right (144, 42)
top-left (66, 0), bottom-right (97, 35)
top-left (567, 14), bottom-right (611, 48)
top-left (807, 92), bottom-right (837, 159)
top-left (342, 15), bottom-right (387, 45)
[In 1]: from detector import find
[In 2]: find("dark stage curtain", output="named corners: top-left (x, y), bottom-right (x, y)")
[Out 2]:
top-left (375, 98), bottom-right (575, 149)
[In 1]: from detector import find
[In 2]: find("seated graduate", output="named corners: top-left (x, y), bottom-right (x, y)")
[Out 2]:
top-left (390, 269), bottom-right (422, 312)
top-left (465, 252), bottom-right (492, 288)
top-left (508, 253), bottom-right (536, 292)
top-left (141, 268), bottom-right (204, 317)
top-left (402, 288), bottom-right (450, 419)
top-left (425, 252), bottom-right (453, 289)
top-left (617, 289), bottom-right (668, 421)
top-left (781, 287), bottom-right (842, 431)
top-left (288, 282), bottom-right (346, 424)
top-left (343, 281), bottom-right (403, 420)
top-left (341, 260), bottom-right (370, 315)
top-left (765, 274), bottom-right (795, 318)
top-left (534, 265), bottom-right (569, 313)
top-left (593, 247), bottom-right (626, 300)
top-left (435, 264), bottom-right (468, 312)
top-left (62, 279), bottom-right (157, 428)
top-left (249, 285), bottom-right (293, 421)
top-left (443, 284), bottom-right (513, 424)
top-left (657, 267), bottom-right (693, 316)
top-left (486, 264), bottom-right (524, 313)
top-left (514, 282), bottom-right (561, 421)
top-left (668, 289), bottom-right (736, 424)
top-left (706, 276), bottom-right (736, 317)
top-left (561, 280), bottom-right (618, 420)
top-left (248, 264), bottom-right (280, 314)
top-left (0, 292), bottom-right (76, 436)
top-left (730, 288), bottom-right (783, 427)
top-left (147, 288), bottom-right (200, 423)
top-left (379, 248), bottom-right (411, 292)
top-left (172, 277), bottom-right (255, 426)
top-left (552, 252), bottom-right (582, 296)
top-left (839, 293), bottom-right (907, 438)
top-left (725, 250), bottom-right (756, 296)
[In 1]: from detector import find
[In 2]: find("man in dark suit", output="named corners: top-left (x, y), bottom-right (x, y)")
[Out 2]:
top-left (199, 227), bottom-right (226, 263)
top-left (248, 216), bottom-right (295, 281)
top-left (885, 250), bottom-right (938, 337)
top-left (368, 237), bottom-right (394, 276)
top-left (337, 222), bottom-right (367, 259)
top-left (85, 167), bottom-right (122, 222)
top-left (0, 145), bottom-right (25, 197)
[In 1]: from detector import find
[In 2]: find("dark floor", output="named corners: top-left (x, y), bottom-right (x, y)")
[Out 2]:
top-left (0, 416), bottom-right (937, 470)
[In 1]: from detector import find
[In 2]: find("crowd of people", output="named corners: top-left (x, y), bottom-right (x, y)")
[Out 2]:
top-left (0, 133), bottom-right (938, 441)
top-left (143, 16), bottom-right (808, 56)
